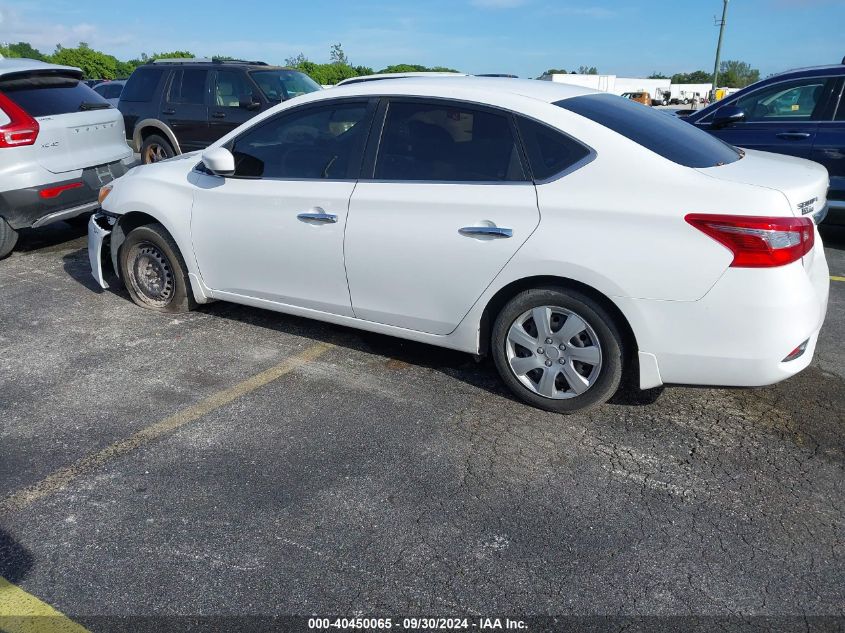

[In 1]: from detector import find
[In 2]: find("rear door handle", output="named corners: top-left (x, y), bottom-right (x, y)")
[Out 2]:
top-left (212, 112), bottom-right (226, 119)
top-left (297, 212), bottom-right (337, 224)
top-left (776, 132), bottom-right (812, 140)
top-left (459, 226), bottom-right (513, 238)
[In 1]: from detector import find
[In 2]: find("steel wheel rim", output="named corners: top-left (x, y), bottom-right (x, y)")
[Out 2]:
top-left (126, 241), bottom-right (174, 307)
top-left (505, 306), bottom-right (603, 400)
top-left (144, 143), bottom-right (167, 163)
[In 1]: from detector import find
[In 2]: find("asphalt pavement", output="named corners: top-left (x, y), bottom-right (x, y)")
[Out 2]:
top-left (0, 220), bottom-right (842, 631)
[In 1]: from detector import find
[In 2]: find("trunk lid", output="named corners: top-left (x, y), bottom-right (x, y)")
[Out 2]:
top-left (695, 149), bottom-right (829, 223)
top-left (0, 69), bottom-right (131, 174)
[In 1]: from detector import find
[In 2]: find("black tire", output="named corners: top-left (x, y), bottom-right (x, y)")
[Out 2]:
top-left (491, 287), bottom-right (625, 414)
top-left (118, 223), bottom-right (196, 313)
top-left (140, 134), bottom-right (175, 164)
top-left (0, 217), bottom-right (19, 259)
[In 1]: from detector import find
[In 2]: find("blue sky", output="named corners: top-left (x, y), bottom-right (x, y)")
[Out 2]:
top-left (1, 0), bottom-right (843, 78)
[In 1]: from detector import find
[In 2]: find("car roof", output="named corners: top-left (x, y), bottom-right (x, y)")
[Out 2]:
top-left (326, 76), bottom-right (597, 103)
top-left (336, 72), bottom-right (468, 86)
top-left (0, 57), bottom-right (82, 79)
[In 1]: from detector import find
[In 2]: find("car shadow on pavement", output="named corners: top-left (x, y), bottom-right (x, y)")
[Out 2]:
top-left (57, 243), bottom-right (665, 410)
top-left (15, 220), bottom-right (89, 254)
top-left (0, 527), bottom-right (34, 584)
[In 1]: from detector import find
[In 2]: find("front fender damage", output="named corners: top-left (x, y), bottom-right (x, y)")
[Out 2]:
top-left (88, 212), bottom-right (116, 289)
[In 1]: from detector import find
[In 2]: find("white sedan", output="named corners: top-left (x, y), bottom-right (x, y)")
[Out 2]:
top-left (88, 77), bottom-right (830, 413)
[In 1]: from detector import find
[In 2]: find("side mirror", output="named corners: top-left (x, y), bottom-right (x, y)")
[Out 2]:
top-left (711, 106), bottom-right (746, 128)
top-left (239, 95), bottom-right (261, 110)
top-left (201, 147), bottom-right (235, 176)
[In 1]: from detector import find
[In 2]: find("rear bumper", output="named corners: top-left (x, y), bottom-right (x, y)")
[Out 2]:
top-left (0, 160), bottom-right (129, 229)
top-left (617, 248), bottom-right (830, 389)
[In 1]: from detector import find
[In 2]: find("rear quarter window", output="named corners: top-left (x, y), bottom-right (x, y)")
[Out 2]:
top-left (0, 74), bottom-right (109, 116)
top-left (516, 116), bottom-right (592, 180)
top-left (120, 68), bottom-right (165, 102)
top-left (556, 93), bottom-right (742, 168)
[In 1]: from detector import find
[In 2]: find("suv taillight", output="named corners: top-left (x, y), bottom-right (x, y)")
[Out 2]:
top-left (0, 91), bottom-right (39, 147)
top-left (685, 214), bottom-right (814, 268)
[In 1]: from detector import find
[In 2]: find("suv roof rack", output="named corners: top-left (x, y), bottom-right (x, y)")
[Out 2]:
top-left (150, 58), bottom-right (269, 66)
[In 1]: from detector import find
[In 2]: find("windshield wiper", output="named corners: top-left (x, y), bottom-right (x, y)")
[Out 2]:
top-left (79, 101), bottom-right (111, 111)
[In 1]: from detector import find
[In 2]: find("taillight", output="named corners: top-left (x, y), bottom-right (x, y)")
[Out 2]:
top-left (0, 91), bottom-right (40, 147)
top-left (685, 214), bottom-right (814, 268)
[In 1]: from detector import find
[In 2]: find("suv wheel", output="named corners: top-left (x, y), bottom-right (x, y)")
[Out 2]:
top-left (0, 217), bottom-right (19, 259)
top-left (141, 134), bottom-right (175, 164)
top-left (119, 223), bottom-right (196, 313)
top-left (491, 287), bottom-right (625, 414)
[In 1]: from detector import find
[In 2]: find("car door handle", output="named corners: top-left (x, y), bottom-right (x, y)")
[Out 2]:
top-left (776, 132), bottom-right (812, 140)
top-left (212, 112), bottom-right (226, 119)
top-left (459, 226), bottom-right (513, 238)
top-left (162, 108), bottom-right (176, 115)
top-left (297, 212), bottom-right (337, 224)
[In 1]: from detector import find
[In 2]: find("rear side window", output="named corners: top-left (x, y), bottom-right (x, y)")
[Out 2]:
top-left (375, 100), bottom-right (526, 182)
top-left (516, 116), bottom-right (591, 180)
top-left (0, 74), bottom-right (109, 116)
top-left (95, 83), bottom-right (123, 99)
top-left (557, 94), bottom-right (742, 168)
top-left (120, 68), bottom-right (165, 102)
top-left (168, 69), bottom-right (209, 105)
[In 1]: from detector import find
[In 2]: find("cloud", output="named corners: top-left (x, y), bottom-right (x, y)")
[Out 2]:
top-left (552, 5), bottom-right (619, 18)
top-left (470, 0), bottom-right (529, 8)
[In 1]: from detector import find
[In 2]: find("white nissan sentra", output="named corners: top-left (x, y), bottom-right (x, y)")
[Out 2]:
top-left (88, 77), bottom-right (830, 413)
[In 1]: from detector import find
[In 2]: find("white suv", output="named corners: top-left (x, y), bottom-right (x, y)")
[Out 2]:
top-left (0, 58), bottom-right (134, 258)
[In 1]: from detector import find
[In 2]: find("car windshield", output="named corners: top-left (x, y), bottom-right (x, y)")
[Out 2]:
top-left (249, 70), bottom-right (320, 101)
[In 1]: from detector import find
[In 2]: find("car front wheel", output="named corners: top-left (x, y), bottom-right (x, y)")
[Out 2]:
top-left (119, 223), bottom-right (196, 313)
top-left (492, 287), bottom-right (625, 414)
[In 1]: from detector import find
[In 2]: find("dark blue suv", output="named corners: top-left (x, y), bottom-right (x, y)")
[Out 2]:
top-left (684, 60), bottom-right (845, 224)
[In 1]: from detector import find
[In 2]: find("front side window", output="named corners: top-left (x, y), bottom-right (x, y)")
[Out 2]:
top-left (557, 93), bottom-right (742, 168)
top-left (734, 78), bottom-right (832, 121)
top-left (516, 117), bottom-right (591, 180)
top-left (375, 100), bottom-right (525, 182)
top-left (214, 70), bottom-right (255, 108)
top-left (229, 102), bottom-right (370, 179)
top-left (168, 69), bottom-right (208, 105)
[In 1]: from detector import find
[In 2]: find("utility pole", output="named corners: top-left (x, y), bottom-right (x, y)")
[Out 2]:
top-left (711, 0), bottom-right (730, 100)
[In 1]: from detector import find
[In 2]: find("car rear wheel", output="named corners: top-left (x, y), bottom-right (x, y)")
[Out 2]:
top-left (141, 134), bottom-right (175, 164)
top-left (491, 287), bottom-right (625, 414)
top-left (119, 223), bottom-right (196, 313)
top-left (0, 217), bottom-right (19, 259)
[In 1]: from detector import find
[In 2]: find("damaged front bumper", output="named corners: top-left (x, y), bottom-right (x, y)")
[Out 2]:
top-left (88, 212), bottom-right (115, 289)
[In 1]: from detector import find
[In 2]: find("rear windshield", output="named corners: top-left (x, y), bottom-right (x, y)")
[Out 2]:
top-left (556, 94), bottom-right (742, 168)
top-left (121, 68), bottom-right (165, 102)
top-left (250, 70), bottom-right (321, 101)
top-left (0, 74), bottom-right (110, 116)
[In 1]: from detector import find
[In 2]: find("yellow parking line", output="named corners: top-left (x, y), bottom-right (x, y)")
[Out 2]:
top-left (831, 276), bottom-right (845, 282)
top-left (0, 577), bottom-right (90, 632)
top-left (0, 341), bottom-right (333, 516)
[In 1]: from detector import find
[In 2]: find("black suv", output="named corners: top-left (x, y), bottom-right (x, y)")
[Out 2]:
top-left (118, 58), bottom-right (321, 163)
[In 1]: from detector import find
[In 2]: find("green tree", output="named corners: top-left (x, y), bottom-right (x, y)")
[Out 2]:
top-left (577, 65), bottom-right (598, 74)
top-left (3, 41), bottom-right (48, 60)
top-left (648, 72), bottom-right (668, 79)
top-left (142, 50), bottom-right (194, 62)
top-left (285, 53), bottom-right (308, 67)
top-left (329, 43), bottom-right (349, 66)
top-left (377, 63), bottom-right (459, 74)
top-left (671, 70), bottom-right (713, 84)
top-left (536, 68), bottom-right (567, 78)
top-left (718, 60), bottom-right (759, 88)
top-left (49, 42), bottom-right (119, 79)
